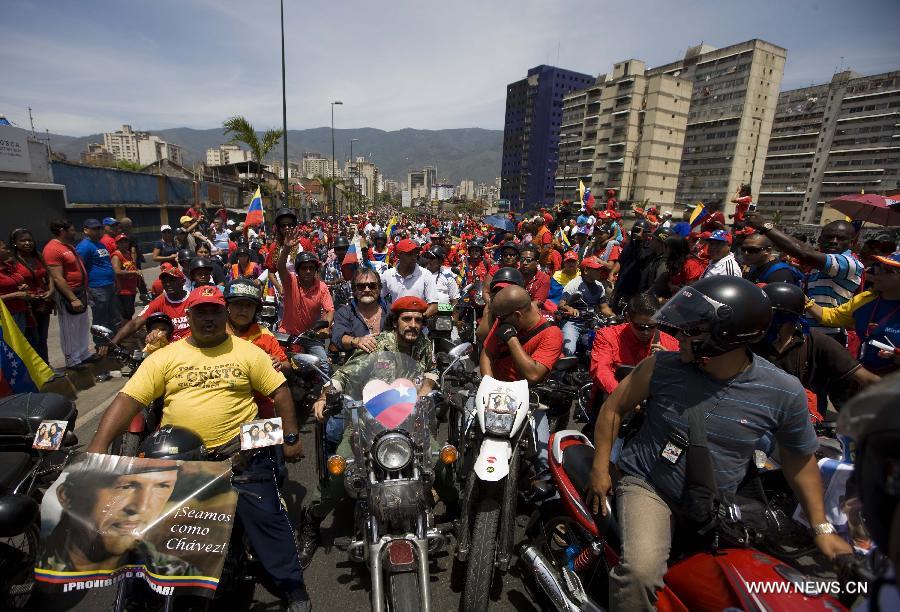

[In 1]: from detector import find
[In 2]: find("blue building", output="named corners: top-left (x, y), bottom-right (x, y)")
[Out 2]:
top-left (500, 65), bottom-right (593, 211)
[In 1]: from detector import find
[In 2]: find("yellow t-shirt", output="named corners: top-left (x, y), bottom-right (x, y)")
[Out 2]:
top-left (122, 336), bottom-right (286, 448)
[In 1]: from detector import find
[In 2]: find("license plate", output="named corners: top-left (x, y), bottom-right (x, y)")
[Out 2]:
top-left (438, 302), bottom-right (453, 313)
top-left (434, 317), bottom-right (453, 331)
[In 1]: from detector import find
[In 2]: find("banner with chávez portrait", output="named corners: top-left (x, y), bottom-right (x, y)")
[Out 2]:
top-left (35, 453), bottom-right (238, 598)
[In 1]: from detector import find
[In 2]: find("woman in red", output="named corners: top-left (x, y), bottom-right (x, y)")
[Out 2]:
top-left (110, 234), bottom-right (143, 321)
top-left (9, 229), bottom-right (54, 362)
top-left (0, 238), bottom-right (35, 345)
top-left (662, 236), bottom-right (704, 298)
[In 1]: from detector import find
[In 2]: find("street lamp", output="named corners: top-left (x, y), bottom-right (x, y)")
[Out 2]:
top-left (559, 133), bottom-right (573, 204)
top-left (350, 138), bottom-right (359, 213)
top-left (331, 100), bottom-right (343, 215)
top-left (280, 0), bottom-right (289, 210)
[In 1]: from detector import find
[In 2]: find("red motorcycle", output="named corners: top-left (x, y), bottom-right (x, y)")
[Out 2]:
top-left (520, 429), bottom-right (850, 611)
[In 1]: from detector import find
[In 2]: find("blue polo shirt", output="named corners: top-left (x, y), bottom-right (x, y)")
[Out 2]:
top-left (75, 238), bottom-right (115, 288)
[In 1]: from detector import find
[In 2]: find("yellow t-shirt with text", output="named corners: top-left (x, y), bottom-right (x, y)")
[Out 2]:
top-left (122, 336), bottom-right (286, 448)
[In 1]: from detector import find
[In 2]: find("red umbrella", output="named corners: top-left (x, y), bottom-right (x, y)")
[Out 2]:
top-left (827, 193), bottom-right (900, 226)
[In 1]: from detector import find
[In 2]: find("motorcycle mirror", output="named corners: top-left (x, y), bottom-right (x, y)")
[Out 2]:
top-left (90, 325), bottom-right (113, 338)
top-left (292, 353), bottom-right (320, 367)
top-left (449, 343), bottom-right (473, 358)
top-left (62, 430), bottom-right (79, 447)
top-left (461, 283), bottom-right (473, 295)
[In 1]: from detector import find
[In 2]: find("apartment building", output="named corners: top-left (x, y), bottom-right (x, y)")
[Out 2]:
top-left (646, 40), bottom-right (786, 215)
top-left (103, 124), bottom-right (185, 166)
top-left (554, 82), bottom-right (593, 202)
top-left (758, 69), bottom-right (900, 224)
top-left (206, 144), bottom-right (252, 166)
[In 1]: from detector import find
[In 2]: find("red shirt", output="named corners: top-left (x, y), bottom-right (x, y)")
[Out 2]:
top-left (185, 207), bottom-right (203, 219)
top-left (42, 239), bottom-right (86, 289)
top-left (112, 250), bottom-right (140, 295)
top-left (732, 196), bottom-right (752, 223)
top-left (524, 271), bottom-right (551, 303)
top-left (669, 257), bottom-right (705, 288)
top-left (0, 260), bottom-right (29, 313)
top-left (546, 249), bottom-right (562, 274)
top-left (590, 322), bottom-right (679, 395)
top-left (700, 212), bottom-right (726, 233)
top-left (17, 255), bottom-right (49, 294)
top-left (484, 320), bottom-right (563, 382)
top-left (594, 243), bottom-right (622, 281)
top-left (280, 275), bottom-right (334, 334)
top-left (101, 235), bottom-right (117, 254)
top-left (138, 292), bottom-right (191, 339)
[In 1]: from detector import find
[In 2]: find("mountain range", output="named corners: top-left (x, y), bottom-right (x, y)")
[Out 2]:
top-left (47, 126), bottom-right (503, 185)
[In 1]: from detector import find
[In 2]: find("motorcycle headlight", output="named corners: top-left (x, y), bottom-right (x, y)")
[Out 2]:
top-left (484, 410), bottom-right (515, 436)
top-left (374, 433), bottom-right (413, 471)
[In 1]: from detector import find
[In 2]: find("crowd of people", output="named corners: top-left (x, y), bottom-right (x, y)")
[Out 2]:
top-left (4, 191), bottom-right (898, 610)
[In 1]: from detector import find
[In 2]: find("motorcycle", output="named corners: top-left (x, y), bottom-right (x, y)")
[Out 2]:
top-left (457, 281), bottom-right (485, 349)
top-left (320, 350), bottom-right (460, 612)
top-left (426, 302), bottom-right (457, 356)
top-left (259, 294), bottom-right (279, 330)
top-left (521, 428), bottom-right (854, 611)
top-left (455, 374), bottom-right (540, 612)
top-left (0, 392), bottom-right (78, 610)
top-left (91, 325), bottom-right (160, 456)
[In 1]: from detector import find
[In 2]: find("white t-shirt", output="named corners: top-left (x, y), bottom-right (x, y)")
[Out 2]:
top-left (380, 264), bottom-right (438, 305)
top-left (701, 252), bottom-right (742, 279)
top-left (432, 268), bottom-right (460, 303)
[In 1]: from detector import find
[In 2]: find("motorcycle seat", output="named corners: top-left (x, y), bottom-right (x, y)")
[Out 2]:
top-left (0, 452), bottom-right (31, 491)
top-left (561, 443), bottom-right (595, 495)
top-left (0, 393), bottom-right (76, 437)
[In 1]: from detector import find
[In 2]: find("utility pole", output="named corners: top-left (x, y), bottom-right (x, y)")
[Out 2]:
top-left (279, 0), bottom-right (289, 209)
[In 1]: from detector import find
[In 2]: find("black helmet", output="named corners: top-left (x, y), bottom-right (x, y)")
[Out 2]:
top-left (138, 425), bottom-right (206, 461)
top-left (188, 256), bottom-right (214, 276)
top-left (274, 207), bottom-right (297, 224)
top-left (654, 276), bottom-right (772, 358)
top-left (632, 219), bottom-right (651, 233)
top-left (762, 282), bottom-right (805, 317)
top-left (333, 236), bottom-right (350, 250)
top-left (294, 251), bottom-right (319, 268)
top-left (373, 230), bottom-right (387, 241)
top-left (145, 312), bottom-right (174, 337)
top-left (839, 375), bottom-right (900, 553)
top-left (498, 241), bottom-right (520, 256)
top-left (489, 267), bottom-right (525, 291)
top-left (235, 246), bottom-right (252, 259)
top-left (224, 279), bottom-right (262, 306)
top-left (177, 248), bottom-right (194, 265)
top-left (469, 238), bottom-right (486, 251)
top-left (425, 245), bottom-right (446, 261)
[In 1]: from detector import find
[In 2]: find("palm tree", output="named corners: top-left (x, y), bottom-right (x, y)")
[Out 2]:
top-left (222, 116), bottom-right (283, 186)
top-left (313, 174), bottom-right (347, 215)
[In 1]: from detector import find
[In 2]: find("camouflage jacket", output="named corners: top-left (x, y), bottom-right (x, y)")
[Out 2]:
top-left (332, 331), bottom-right (438, 398)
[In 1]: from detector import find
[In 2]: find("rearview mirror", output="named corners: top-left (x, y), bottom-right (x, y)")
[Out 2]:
top-left (91, 325), bottom-right (113, 338)
top-left (292, 353), bottom-right (320, 367)
top-left (449, 343), bottom-right (473, 358)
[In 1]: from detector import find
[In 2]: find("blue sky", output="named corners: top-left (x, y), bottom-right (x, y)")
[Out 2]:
top-left (3, 0), bottom-right (899, 136)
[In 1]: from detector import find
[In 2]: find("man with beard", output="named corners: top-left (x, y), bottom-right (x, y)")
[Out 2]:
top-left (299, 296), bottom-right (443, 567)
top-left (37, 458), bottom-right (193, 575)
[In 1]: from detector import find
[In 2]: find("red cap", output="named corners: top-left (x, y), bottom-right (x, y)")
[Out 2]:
top-left (158, 263), bottom-right (185, 280)
top-left (543, 213), bottom-right (553, 225)
top-left (395, 239), bottom-right (420, 254)
top-left (186, 285), bottom-right (226, 309)
top-left (390, 295), bottom-right (428, 314)
top-left (563, 251), bottom-right (579, 262)
top-left (580, 256), bottom-right (603, 270)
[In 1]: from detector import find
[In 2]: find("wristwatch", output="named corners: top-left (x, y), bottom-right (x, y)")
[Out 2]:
top-left (758, 222), bottom-right (774, 235)
top-left (811, 522), bottom-right (836, 536)
top-left (284, 432), bottom-right (299, 446)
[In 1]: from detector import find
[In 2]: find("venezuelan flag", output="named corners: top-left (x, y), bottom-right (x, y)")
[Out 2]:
top-left (385, 216), bottom-right (398, 240)
top-left (341, 236), bottom-right (374, 280)
top-left (245, 187), bottom-right (264, 227)
top-left (689, 202), bottom-right (709, 228)
top-left (0, 300), bottom-right (53, 396)
top-left (578, 180), bottom-right (586, 205)
top-left (583, 186), bottom-right (595, 208)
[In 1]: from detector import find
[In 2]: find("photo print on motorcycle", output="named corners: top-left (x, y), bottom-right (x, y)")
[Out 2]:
top-left (32, 419), bottom-right (69, 451)
top-left (34, 453), bottom-right (238, 598)
top-left (240, 417), bottom-right (284, 450)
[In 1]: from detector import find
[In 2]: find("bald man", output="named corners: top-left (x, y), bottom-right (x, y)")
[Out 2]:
top-left (481, 284), bottom-right (563, 477)
top-left (747, 214), bottom-right (863, 341)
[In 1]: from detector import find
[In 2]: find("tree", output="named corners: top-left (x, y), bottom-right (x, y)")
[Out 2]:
top-left (313, 174), bottom-right (347, 215)
top-left (222, 116), bottom-right (283, 186)
top-left (116, 159), bottom-right (143, 172)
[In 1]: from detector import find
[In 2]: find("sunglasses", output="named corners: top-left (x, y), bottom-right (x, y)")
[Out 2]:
top-left (520, 256), bottom-right (537, 263)
top-left (740, 246), bottom-right (765, 254)
top-left (278, 223), bottom-right (297, 230)
top-left (630, 322), bottom-right (658, 332)
top-left (354, 282), bottom-right (379, 290)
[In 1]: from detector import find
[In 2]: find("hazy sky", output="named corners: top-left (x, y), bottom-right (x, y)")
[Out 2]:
top-left (3, 0), bottom-right (899, 136)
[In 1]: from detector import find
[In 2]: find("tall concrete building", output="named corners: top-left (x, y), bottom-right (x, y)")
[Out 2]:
top-left (645, 40), bottom-right (786, 214)
top-left (555, 81), bottom-right (595, 202)
top-left (206, 144), bottom-right (252, 166)
top-left (407, 166), bottom-right (437, 200)
top-left (501, 65), bottom-right (594, 210)
top-left (557, 60), bottom-right (690, 208)
top-left (301, 155), bottom-right (340, 178)
top-left (458, 179), bottom-right (475, 200)
top-left (103, 125), bottom-right (185, 166)
top-left (758, 69), bottom-right (900, 225)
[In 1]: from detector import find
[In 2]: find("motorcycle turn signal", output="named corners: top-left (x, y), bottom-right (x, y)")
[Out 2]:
top-left (438, 444), bottom-right (458, 464)
top-left (327, 455), bottom-right (347, 475)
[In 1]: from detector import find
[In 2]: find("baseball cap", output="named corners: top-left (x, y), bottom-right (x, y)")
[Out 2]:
top-left (395, 239), bottom-right (420, 254)
top-left (186, 285), bottom-right (226, 309)
top-left (83, 218), bottom-right (102, 229)
top-left (704, 229), bottom-right (732, 244)
top-left (158, 263), bottom-right (185, 280)
top-left (563, 251), bottom-right (579, 262)
top-left (160, 224), bottom-right (172, 232)
top-left (874, 252), bottom-right (900, 269)
top-left (102, 217), bottom-right (119, 226)
top-left (543, 213), bottom-right (554, 225)
top-left (580, 256), bottom-right (603, 270)
top-left (179, 215), bottom-right (194, 225)
top-left (390, 295), bottom-right (428, 314)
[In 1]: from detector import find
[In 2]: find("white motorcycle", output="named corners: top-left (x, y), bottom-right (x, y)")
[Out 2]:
top-left (455, 375), bottom-right (539, 612)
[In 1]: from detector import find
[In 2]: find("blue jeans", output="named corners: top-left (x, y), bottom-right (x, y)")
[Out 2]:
top-left (562, 320), bottom-right (591, 357)
top-left (324, 412), bottom-right (345, 459)
top-left (88, 285), bottom-right (122, 348)
top-left (297, 336), bottom-right (330, 376)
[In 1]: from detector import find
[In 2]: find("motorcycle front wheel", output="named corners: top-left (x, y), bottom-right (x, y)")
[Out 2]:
top-left (463, 483), bottom-right (501, 612)
top-left (387, 571), bottom-right (421, 612)
top-left (0, 521), bottom-right (39, 611)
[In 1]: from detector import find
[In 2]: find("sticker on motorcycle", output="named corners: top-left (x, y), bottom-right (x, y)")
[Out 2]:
top-left (32, 419), bottom-right (68, 450)
top-left (362, 378), bottom-right (418, 429)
